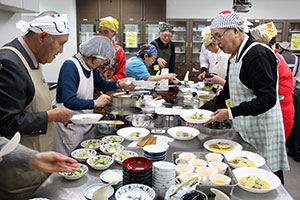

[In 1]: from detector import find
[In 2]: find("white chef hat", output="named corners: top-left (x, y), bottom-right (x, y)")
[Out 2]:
top-left (79, 36), bottom-right (114, 61)
top-left (16, 14), bottom-right (69, 35)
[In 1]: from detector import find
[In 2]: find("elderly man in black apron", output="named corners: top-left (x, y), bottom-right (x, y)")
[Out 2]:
top-left (206, 11), bottom-right (289, 184)
top-left (0, 11), bottom-right (74, 199)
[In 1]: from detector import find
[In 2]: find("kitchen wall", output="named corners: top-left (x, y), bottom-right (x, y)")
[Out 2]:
top-left (167, 0), bottom-right (300, 20)
top-left (0, 0), bottom-right (77, 82)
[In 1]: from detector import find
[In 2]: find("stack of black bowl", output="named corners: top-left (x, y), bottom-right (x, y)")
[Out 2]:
top-left (122, 157), bottom-right (152, 187)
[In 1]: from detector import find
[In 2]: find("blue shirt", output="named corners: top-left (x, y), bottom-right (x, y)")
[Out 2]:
top-left (126, 56), bottom-right (150, 80)
top-left (56, 56), bottom-right (117, 110)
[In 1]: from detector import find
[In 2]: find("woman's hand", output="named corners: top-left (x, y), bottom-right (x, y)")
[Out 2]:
top-left (94, 94), bottom-right (111, 108)
top-left (32, 151), bottom-right (78, 173)
top-left (157, 58), bottom-right (167, 68)
top-left (198, 72), bottom-right (206, 81)
top-left (204, 108), bottom-right (229, 125)
top-left (205, 74), bottom-right (226, 86)
top-left (118, 78), bottom-right (136, 91)
top-left (163, 73), bottom-right (176, 81)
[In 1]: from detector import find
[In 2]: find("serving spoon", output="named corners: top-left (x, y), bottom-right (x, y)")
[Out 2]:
top-left (92, 181), bottom-right (118, 200)
top-left (0, 132), bottom-right (21, 157)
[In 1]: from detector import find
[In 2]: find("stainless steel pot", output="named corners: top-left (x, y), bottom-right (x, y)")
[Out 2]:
top-left (111, 92), bottom-right (143, 108)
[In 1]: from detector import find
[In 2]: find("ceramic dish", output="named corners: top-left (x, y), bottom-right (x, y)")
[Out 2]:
top-left (71, 148), bottom-right (97, 162)
top-left (87, 155), bottom-right (114, 170)
top-left (100, 143), bottom-right (124, 155)
top-left (203, 139), bottom-right (243, 153)
top-left (179, 87), bottom-right (198, 94)
top-left (117, 127), bottom-right (150, 141)
top-left (167, 126), bottom-right (200, 140)
top-left (80, 139), bottom-right (102, 150)
top-left (233, 167), bottom-right (281, 193)
top-left (70, 114), bottom-right (103, 124)
top-left (59, 163), bottom-right (88, 180)
top-left (115, 184), bottom-right (156, 200)
top-left (179, 109), bottom-right (213, 124)
top-left (101, 135), bottom-right (124, 144)
top-left (112, 150), bottom-right (138, 164)
top-left (123, 157), bottom-right (152, 171)
top-left (83, 183), bottom-right (114, 200)
top-left (99, 169), bottom-right (123, 185)
top-left (224, 150), bottom-right (265, 168)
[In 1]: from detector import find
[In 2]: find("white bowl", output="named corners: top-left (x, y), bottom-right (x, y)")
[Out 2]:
top-left (233, 167), bottom-right (281, 193)
top-left (112, 150), bottom-right (138, 164)
top-left (71, 148), bottom-right (97, 162)
top-left (205, 152), bottom-right (224, 163)
top-left (117, 127), bottom-right (150, 141)
top-left (87, 155), bottom-right (114, 170)
top-left (209, 174), bottom-right (231, 185)
top-left (115, 184), bottom-right (156, 200)
top-left (80, 139), bottom-right (102, 150)
top-left (101, 135), bottom-right (124, 144)
top-left (167, 126), bottom-right (200, 140)
top-left (100, 143), bottom-right (124, 155)
top-left (83, 183), bottom-right (114, 200)
top-left (70, 113), bottom-right (103, 124)
top-left (59, 163), bottom-right (88, 180)
top-left (153, 161), bottom-right (176, 172)
top-left (179, 109), bottom-right (213, 124)
top-left (143, 144), bottom-right (169, 154)
top-left (99, 169), bottom-right (123, 185)
top-left (224, 150), bottom-right (265, 168)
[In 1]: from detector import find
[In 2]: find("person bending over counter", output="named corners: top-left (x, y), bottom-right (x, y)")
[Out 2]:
top-left (126, 44), bottom-right (176, 81)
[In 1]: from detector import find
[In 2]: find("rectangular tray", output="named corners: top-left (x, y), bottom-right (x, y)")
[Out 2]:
top-left (172, 151), bottom-right (238, 196)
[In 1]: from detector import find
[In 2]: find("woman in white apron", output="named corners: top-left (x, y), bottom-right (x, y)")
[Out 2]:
top-left (55, 36), bottom-right (134, 155)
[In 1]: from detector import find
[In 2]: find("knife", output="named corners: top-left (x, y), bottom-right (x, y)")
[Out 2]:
top-left (0, 132), bottom-right (21, 157)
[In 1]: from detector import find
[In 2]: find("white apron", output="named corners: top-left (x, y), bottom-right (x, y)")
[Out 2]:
top-left (55, 57), bottom-right (95, 156)
top-left (0, 46), bottom-right (55, 200)
top-left (228, 42), bottom-right (289, 172)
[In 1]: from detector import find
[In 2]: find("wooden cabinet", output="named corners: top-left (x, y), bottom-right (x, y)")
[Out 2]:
top-left (76, 0), bottom-right (166, 54)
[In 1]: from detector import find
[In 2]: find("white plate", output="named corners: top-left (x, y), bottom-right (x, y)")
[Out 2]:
top-left (155, 108), bottom-right (182, 115)
top-left (71, 148), bottom-right (97, 162)
top-left (100, 143), bottom-right (124, 155)
top-left (233, 167), bottom-right (281, 193)
top-left (87, 155), bottom-right (114, 170)
top-left (115, 184), bottom-right (155, 200)
top-left (59, 163), bottom-right (88, 180)
top-left (83, 183), bottom-right (114, 199)
top-left (100, 169), bottom-right (123, 184)
top-left (224, 150), bottom-right (265, 168)
top-left (179, 109), bottom-right (213, 124)
top-left (117, 127), bottom-right (150, 141)
top-left (203, 139), bottom-right (243, 153)
top-left (167, 126), bottom-right (200, 140)
top-left (101, 135), bottom-right (124, 144)
top-left (179, 87), bottom-right (198, 94)
top-left (70, 114), bottom-right (103, 124)
top-left (128, 136), bottom-right (174, 148)
top-left (80, 139), bottom-right (102, 150)
top-left (190, 82), bottom-right (204, 89)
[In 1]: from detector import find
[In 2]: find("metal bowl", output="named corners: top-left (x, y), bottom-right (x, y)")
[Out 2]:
top-left (95, 123), bottom-right (117, 135)
top-left (125, 114), bottom-right (153, 127)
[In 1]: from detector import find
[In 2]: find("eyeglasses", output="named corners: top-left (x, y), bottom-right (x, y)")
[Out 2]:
top-left (161, 33), bottom-right (172, 38)
top-left (212, 29), bottom-right (229, 41)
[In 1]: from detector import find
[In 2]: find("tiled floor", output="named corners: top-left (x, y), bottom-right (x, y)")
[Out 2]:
top-left (284, 156), bottom-right (300, 199)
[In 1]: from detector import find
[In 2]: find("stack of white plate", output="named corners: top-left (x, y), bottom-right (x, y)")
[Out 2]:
top-left (152, 161), bottom-right (176, 199)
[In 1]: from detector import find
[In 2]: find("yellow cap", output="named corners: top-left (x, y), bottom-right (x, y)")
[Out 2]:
top-left (99, 16), bottom-right (119, 32)
top-left (202, 28), bottom-right (213, 46)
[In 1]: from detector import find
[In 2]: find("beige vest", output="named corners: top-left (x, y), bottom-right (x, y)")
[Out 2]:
top-left (0, 46), bottom-right (55, 200)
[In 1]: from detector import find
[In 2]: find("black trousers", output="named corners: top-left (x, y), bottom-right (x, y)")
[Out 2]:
top-left (286, 88), bottom-right (300, 160)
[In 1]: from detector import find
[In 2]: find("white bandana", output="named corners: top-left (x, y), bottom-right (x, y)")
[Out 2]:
top-left (16, 14), bottom-right (69, 35)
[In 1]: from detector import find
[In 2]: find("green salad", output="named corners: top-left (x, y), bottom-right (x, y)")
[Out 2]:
top-left (63, 168), bottom-right (84, 176)
top-left (91, 156), bottom-right (111, 166)
top-left (84, 140), bottom-right (101, 148)
top-left (105, 136), bottom-right (122, 143)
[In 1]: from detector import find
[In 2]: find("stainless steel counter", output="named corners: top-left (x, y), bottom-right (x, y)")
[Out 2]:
top-left (31, 116), bottom-right (293, 200)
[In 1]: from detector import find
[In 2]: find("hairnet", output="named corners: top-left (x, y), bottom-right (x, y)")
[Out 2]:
top-left (79, 36), bottom-right (114, 61)
top-left (99, 16), bottom-right (119, 32)
top-left (16, 14), bottom-right (69, 35)
top-left (211, 10), bottom-right (246, 31)
top-left (159, 22), bottom-right (174, 33)
top-left (202, 27), bottom-right (213, 46)
top-left (250, 22), bottom-right (277, 44)
top-left (136, 44), bottom-right (158, 56)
